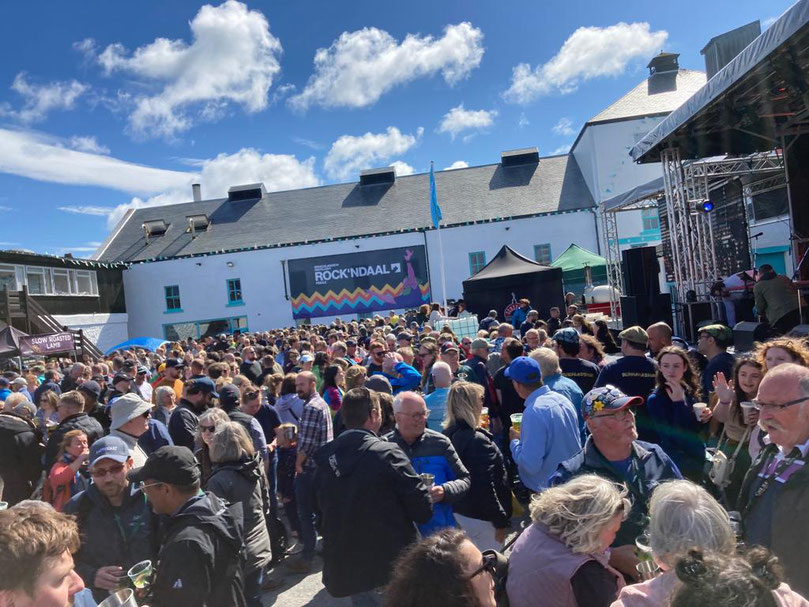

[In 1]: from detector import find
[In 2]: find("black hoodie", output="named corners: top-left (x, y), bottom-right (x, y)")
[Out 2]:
top-left (151, 491), bottom-right (246, 607)
top-left (313, 428), bottom-right (432, 597)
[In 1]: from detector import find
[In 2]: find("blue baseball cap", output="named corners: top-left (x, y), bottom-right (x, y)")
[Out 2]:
top-left (552, 327), bottom-right (580, 345)
top-left (504, 356), bottom-right (542, 383)
top-left (187, 376), bottom-right (219, 398)
top-left (89, 436), bottom-right (130, 467)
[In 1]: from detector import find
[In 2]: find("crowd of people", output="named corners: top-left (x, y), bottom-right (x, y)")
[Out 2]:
top-left (0, 298), bottom-right (808, 606)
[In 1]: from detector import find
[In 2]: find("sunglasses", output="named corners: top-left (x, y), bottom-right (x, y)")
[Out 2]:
top-left (244, 390), bottom-right (260, 401)
top-left (91, 462), bottom-right (125, 478)
top-left (468, 551), bottom-right (498, 579)
top-left (200, 425), bottom-right (216, 433)
top-left (142, 411), bottom-right (151, 418)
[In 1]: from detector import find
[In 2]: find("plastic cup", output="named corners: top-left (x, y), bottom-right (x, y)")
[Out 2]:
top-left (98, 589), bottom-right (137, 607)
top-left (419, 473), bottom-right (435, 488)
top-left (740, 401), bottom-right (757, 425)
top-left (636, 560), bottom-right (658, 581)
top-left (0, 502), bottom-right (7, 511)
top-left (692, 402), bottom-right (708, 421)
top-left (479, 408), bottom-right (490, 430)
top-left (127, 560), bottom-right (152, 589)
top-left (510, 413), bottom-right (523, 432)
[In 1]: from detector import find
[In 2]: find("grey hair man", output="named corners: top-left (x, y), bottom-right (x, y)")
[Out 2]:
top-left (386, 391), bottom-right (470, 536)
top-left (739, 363), bottom-right (809, 595)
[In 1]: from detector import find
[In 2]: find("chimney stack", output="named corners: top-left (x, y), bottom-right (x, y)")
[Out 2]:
top-left (192, 183), bottom-right (202, 202)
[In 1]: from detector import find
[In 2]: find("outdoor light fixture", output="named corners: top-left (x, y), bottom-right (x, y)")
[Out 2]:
top-left (226, 261), bottom-right (234, 267)
top-left (701, 200), bottom-right (715, 213)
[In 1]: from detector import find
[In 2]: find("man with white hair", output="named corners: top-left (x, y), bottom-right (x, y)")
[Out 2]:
top-left (739, 363), bottom-right (809, 595)
top-left (424, 361), bottom-right (452, 431)
top-left (61, 363), bottom-right (85, 393)
top-left (385, 391), bottom-right (470, 536)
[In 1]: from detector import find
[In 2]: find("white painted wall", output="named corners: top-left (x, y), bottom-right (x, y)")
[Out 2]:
top-left (52, 313), bottom-right (129, 352)
top-left (123, 210), bottom-right (599, 337)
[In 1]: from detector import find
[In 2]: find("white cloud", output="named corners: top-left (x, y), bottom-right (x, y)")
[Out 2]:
top-left (503, 22), bottom-right (667, 104)
top-left (444, 161), bottom-right (468, 170)
top-left (324, 126), bottom-right (423, 180)
top-left (552, 117), bottom-right (576, 137)
top-left (289, 22), bottom-right (483, 111)
top-left (437, 104), bottom-right (497, 140)
top-left (57, 206), bottom-right (115, 216)
top-left (68, 135), bottom-right (110, 155)
top-left (291, 136), bottom-right (326, 150)
top-left (0, 72), bottom-right (88, 123)
top-left (391, 161), bottom-right (415, 176)
top-left (92, 0), bottom-right (282, 138)
top-left (0, 128), bottom-right (192, 194)
top-left (552, 144), bottom-right (572, 155)
top-left (518, 113), bottom-right (530, 128)
top-left (107, 148), bottom-right (320, 228)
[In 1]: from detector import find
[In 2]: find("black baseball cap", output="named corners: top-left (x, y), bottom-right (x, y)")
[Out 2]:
top-left (112, 373), bottom-right (132, 386)
top-left (186, 376), bottom-right (219, 398)
top-left (128, 446), bottom-right (201, 486)
top-left (165, 358), bottom-right (185, 369)
top-left (78, 380), bottom-right (102, 399)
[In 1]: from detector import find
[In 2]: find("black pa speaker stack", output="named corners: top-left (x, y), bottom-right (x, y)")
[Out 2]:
top-left (620, 247), bottom-right (672, 329)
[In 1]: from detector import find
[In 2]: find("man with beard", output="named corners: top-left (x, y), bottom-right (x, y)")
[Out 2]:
top-left (287, 371), bottom-right (333, 574)
top-left (64, 436), bottom-right (157, 603)
top-left (152, 358), bottom-right (185, 401)
top-left (168, 377), bottom-right (218, 450)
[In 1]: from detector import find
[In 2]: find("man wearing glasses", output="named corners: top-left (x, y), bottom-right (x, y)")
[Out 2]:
top-left (64, 436), bottom-right (157, 603)
top-left (551, 385), bottom-right (681, 582)
top-left (385, 391), bottom-right (470, 537)
top-left (108, 392), bottom-right (152, 467)
top-left (739, 363), bottom-right (809, 596)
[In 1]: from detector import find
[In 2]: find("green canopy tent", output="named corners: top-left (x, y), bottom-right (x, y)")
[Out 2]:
top-left (550, 244), bottom-right (608, 296)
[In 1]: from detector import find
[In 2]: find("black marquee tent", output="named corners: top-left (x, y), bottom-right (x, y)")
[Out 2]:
top-left (462, 246), bottom-right (565, 319)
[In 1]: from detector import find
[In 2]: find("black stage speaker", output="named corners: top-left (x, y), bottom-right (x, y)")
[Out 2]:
top-left (621, 294), bottom-right (672, 329)
top-left (733, 321), bottom-right (772, 352)
top-left (787, 325), bottom-right (809, 338)
top-left (682, 301), bottom-right (714, 344)
top-left (622, 247), bottom-right (660, 296)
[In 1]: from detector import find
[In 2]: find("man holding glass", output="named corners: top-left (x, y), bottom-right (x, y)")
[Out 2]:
top-left (64, 436), bottom-right (157, 603)
top-left (385, 391), bottom-right (470, 536)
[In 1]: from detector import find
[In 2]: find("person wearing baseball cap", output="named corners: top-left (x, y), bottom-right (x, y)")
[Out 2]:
top-left (506, 356), bottom-right (581, 492)
top-left (549, 385), bottom-right (681, 578)
top-left (167, 377), bottom-right (217, 451)
top-left (153, 357), bottom-right (185, 401)
top-left (696, 323), bottom-right (736, 400)
top-left (64, 436), bottom-right (158, 602)
top-left (129, 446), bottom-right (245, 607)
top-left (108, 393), bottom-right (151, 467)
top-left (9, 376), bottom-right (32, 400)
top-left (466, 338), bottom-right (497, 411)
top-left (78, 380), bottom-right (110, 432)
top-left (439, 342), bottom-right (474, 381)
top-left (593, 327), bottom-right (657, 440)
top-left (552, 327), bottom-right (601, 394)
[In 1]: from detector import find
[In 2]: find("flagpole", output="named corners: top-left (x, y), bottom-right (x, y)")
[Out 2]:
top-left (431, 161), bottom-right (449, 315)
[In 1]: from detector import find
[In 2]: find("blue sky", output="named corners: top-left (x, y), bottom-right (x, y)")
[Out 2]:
top-left (0, 0), bottom-right (793, 257)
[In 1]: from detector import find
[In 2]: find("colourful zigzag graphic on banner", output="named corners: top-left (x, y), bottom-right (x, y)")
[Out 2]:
top-left (292, 282), bottom-right (430, 315)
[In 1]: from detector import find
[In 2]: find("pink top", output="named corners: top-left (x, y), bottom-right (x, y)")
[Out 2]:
top-left (611, 571), bottom-right (809, 607)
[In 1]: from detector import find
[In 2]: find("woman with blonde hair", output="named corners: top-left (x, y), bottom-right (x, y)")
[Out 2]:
top-left (194, 407), bottom-right (230, 485)
top-left (207, 422), bottom-right (271, 607)
top-left (344, 365), bottom-right (367, 391)
top-left (611, 480), bottom-right (738, 607)
top-left (443, 381), bottom-right (511, 551)
top-left (507, 475), bottom-right (629, 607)
top-left (35, 389), bottom-right (60, 440)
top-left (45, 429), bottom-right (90, 511)
top-left (753, 336), bottom-right (809, 372)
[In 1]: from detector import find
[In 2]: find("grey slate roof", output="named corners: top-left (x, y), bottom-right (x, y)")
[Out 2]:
top-left (587, 69), bottom-right (707, 124)
top-left (97, 154), bottom-right (595, 263)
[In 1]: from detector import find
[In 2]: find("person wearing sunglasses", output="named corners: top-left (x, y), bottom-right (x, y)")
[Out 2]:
top-left (63, 436), bottom-right (157, 603)
top-left (108, 392), bottom-right (152, 468)
top-left (550, 386), bottom-right (681, 583)
top-left (738, 363), bottom-right (809, 597)
top-left (386, 528), bottom-right (497, 607)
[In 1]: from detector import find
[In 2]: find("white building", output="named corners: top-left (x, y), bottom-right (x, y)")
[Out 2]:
top-left (97, 151), bottom-right (599, 339)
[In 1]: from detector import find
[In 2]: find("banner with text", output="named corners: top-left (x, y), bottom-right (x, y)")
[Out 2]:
top-left (19, 332), bottom-right (75, 356)
top-left (289, 246), bottom-right (431, 319)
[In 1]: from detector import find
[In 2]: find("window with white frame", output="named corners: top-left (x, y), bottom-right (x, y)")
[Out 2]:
top-left (0, 264), bottom-right (99, 296)
top-left (534, 243), bottom-right (552, 265)
top-left (0, 264), bottom-right (18, 291)
top-left (52, 269), bottom-right (71, 294)
top-left (468, 251), bottom-right (486, 276)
